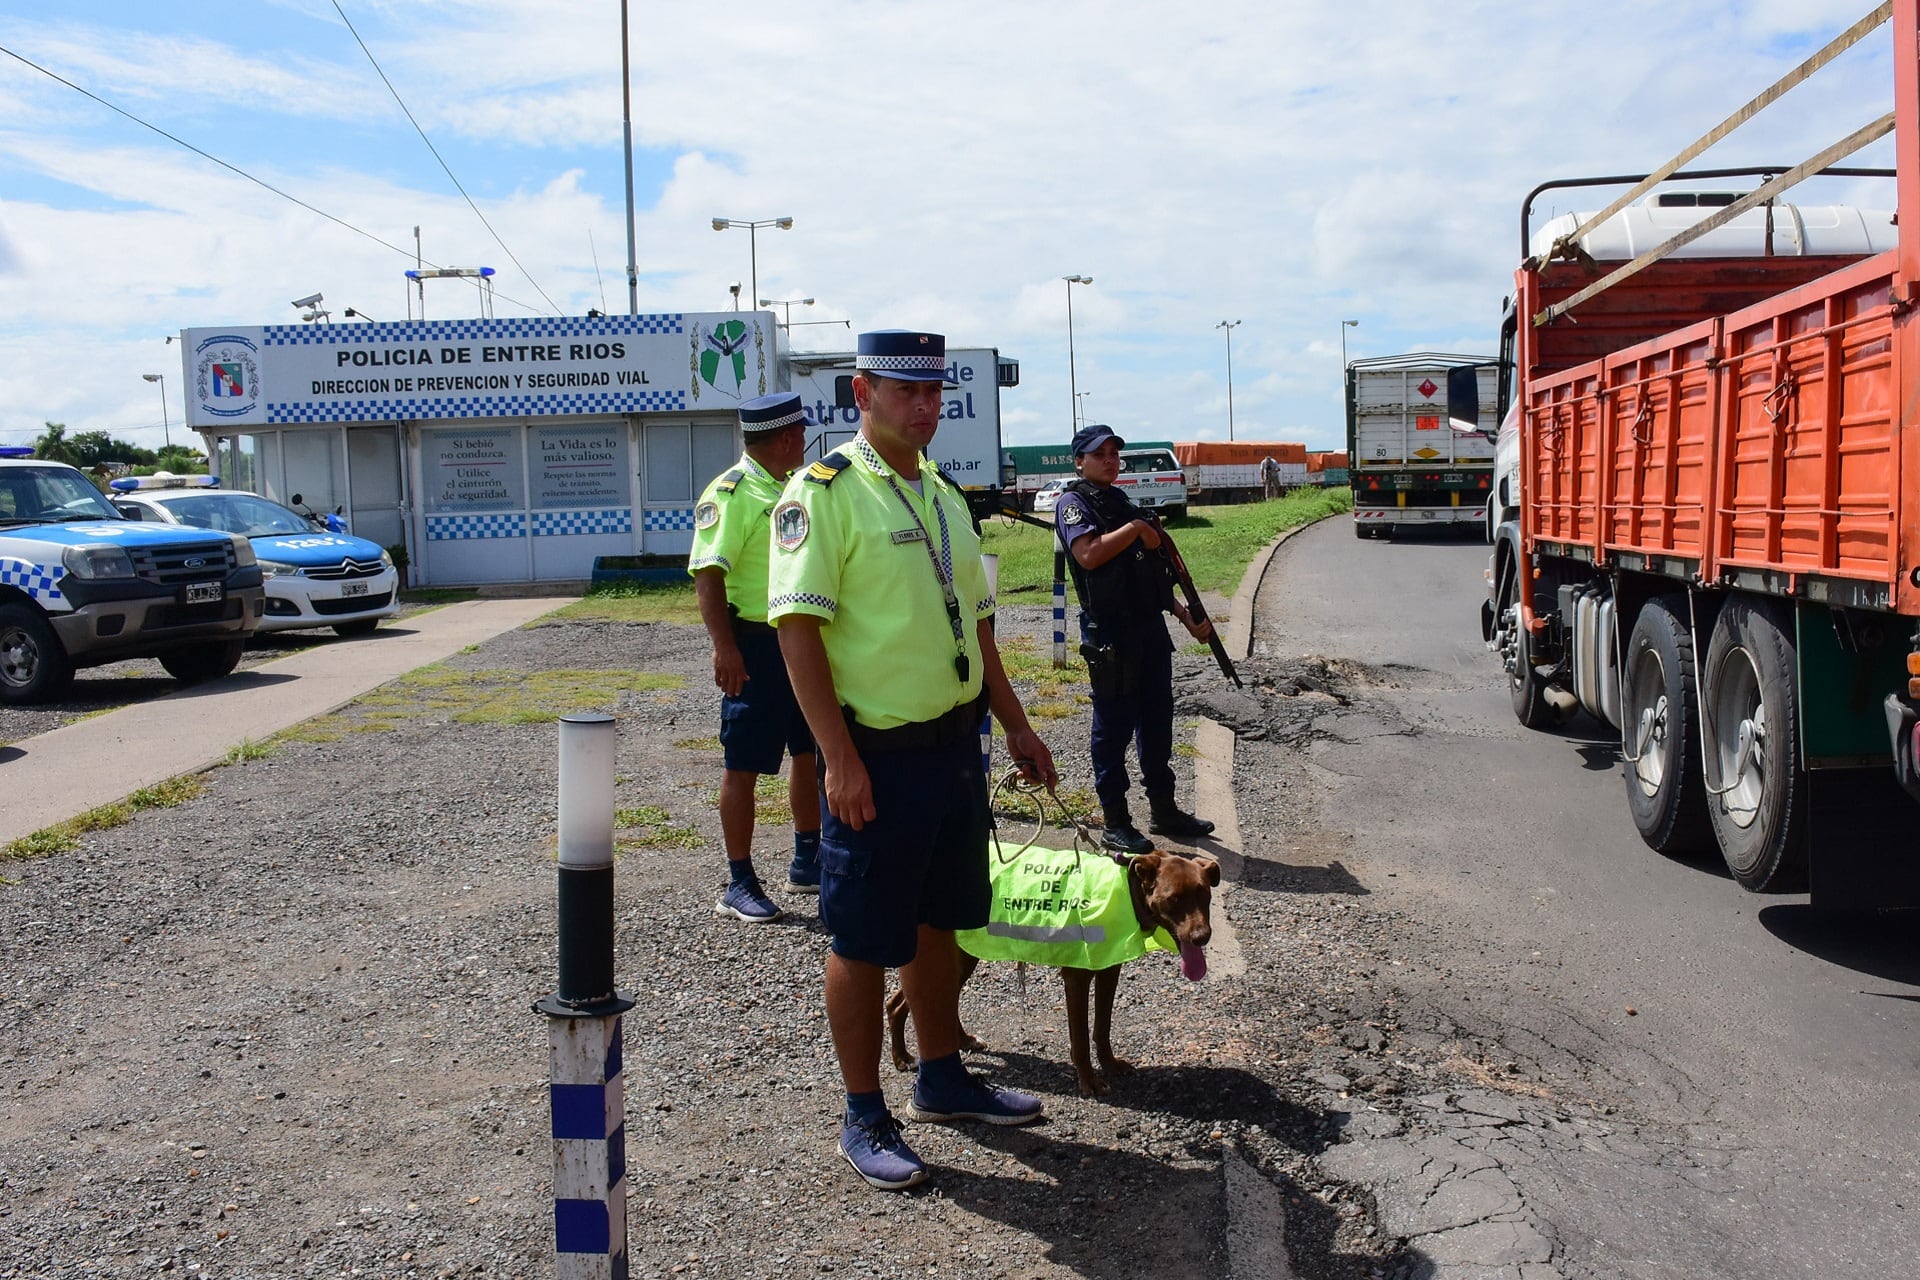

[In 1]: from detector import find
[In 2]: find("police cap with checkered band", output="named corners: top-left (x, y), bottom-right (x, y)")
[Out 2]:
top-left (855, 329), bottom-right (948, 383)
top-left (738, 391), bottom-right (806, 436)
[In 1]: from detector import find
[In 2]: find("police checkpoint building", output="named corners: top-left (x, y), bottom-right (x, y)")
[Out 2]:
top-left (178, 313), bottom-right (1015, 588)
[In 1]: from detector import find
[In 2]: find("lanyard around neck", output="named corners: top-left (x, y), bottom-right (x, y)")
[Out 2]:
top-left (861, 440), bottom-right (970, 686)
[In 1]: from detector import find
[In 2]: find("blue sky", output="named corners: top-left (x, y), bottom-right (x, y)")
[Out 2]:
top-left (0, 0), bottom-right (1897, 454)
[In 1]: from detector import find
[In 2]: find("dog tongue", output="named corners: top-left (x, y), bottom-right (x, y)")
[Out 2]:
top-left (1179, 942), bottom-right (1207, 982)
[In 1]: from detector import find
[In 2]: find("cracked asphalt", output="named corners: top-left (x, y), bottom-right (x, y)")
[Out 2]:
top-left (1227, 517), bottom-right (1920, 1279)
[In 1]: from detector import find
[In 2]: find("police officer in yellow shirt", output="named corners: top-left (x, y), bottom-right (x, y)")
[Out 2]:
top-left (770, 329), bottom-right (1058, 1191)
top-left (689, 392), bottom-right (821, 923)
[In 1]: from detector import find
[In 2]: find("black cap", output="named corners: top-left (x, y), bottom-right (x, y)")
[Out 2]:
top-left (1071, 424), bottom-right (1125, 456)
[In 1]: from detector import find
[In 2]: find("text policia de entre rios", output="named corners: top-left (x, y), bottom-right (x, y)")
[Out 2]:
top-left (312, 343), bottom-right (650, 397)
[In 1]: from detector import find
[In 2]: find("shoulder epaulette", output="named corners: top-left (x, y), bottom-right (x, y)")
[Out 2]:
top-left (804, 451), bottom-right (853, 487)
top-left (713, 467), bottom-right (745, 494)
top-left (932, 464), bottom-right (963, 493)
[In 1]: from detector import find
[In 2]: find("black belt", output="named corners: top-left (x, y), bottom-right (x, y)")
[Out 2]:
top-left (844, 692), bottom-right (988, 753)
top-left (731, 617), bottom-right (776, 636)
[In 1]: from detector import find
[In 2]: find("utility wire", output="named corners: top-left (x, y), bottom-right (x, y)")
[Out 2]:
top-left (0, 41), bottom-right (551, 317)
top-left (331, 0), bottom-right (562, 315)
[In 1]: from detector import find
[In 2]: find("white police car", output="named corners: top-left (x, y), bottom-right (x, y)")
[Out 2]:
top-left (110, 477), bottom-right (398, 637)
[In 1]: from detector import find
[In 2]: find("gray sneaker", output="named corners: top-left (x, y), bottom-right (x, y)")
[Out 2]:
top-left (714, 879), bottom-right (782, 923)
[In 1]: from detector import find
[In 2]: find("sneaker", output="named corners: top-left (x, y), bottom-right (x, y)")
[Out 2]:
top-left (1148, 806), bottom-right (1215, 839)
top-left (784, 855), bottom-right (821, 895)
top-left (714, 879), bottom-right (783, 923)
top-left (1099, 822), bottom-right (1154, 855)
top-left (839, 1112), bottom-right (927, 1190)
top-left (907, 1070), bottom-right (1045, 1126)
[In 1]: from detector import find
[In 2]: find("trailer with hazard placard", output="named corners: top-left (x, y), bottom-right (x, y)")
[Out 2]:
top-left (1345, 354), bottom-right (1496, 538)
top-left (1466, 0), bottom-right (1920, 908)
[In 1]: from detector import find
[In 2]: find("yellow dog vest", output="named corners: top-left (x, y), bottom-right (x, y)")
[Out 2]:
top-left (958, 844), bottom-right (1174, 970)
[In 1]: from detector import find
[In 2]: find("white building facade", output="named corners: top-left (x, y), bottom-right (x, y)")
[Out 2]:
top-left (179, 312), bottom-right (779, 586)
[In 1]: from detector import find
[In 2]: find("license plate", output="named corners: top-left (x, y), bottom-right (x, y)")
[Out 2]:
top-left (340, 581), bottom-right (370, 597)
top-left (1443, 472), bottom-right (1464, 484)
top-left (184, 582), bottom-right (222, 604)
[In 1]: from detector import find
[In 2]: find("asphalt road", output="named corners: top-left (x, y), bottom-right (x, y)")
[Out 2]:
top-left (1253, 517), bottom-right (1920, 1278)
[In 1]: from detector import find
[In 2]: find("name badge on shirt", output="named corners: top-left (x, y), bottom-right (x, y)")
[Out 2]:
top-left (890, 527), bottom-right (927, 545)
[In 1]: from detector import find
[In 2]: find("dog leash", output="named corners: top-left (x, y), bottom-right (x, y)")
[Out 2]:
top-left (988, 765), bottom-right (1116, 868)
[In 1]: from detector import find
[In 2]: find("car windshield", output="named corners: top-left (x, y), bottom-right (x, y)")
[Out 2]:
top-left (0, 467), bottom-right (120, 524)
top-left (1122, 453), bottom-right (1178, 474)
top-left (156, 493), bottom-right (314, 537)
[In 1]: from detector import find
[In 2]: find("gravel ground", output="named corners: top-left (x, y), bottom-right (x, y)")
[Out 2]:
top-left (1, 595), bottom-right (1589, 1280)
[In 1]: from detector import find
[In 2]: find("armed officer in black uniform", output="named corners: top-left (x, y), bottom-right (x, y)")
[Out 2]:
top-left (1054, 424), bottom-right (1216, 854)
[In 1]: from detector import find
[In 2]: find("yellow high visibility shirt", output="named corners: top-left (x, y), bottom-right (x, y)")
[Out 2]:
top-left (768, 437), bottom-right (992, 729)
top-left (687, 453), bottom-right (782, 623)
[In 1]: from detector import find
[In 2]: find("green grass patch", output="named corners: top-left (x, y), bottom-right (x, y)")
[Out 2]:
top-left (553, 579), bottom-right (702, 626)
top-left (619, 824), bottom-right (704, 852)
top-left (5, 773), bottom-right (207, 863)
top-left (1174, 742), bottom-right (1198, 758)
top-left (1027, 700), bottom-right (1080, 721)
top-left (996, 635), bottom-right (1086, 684)
top-left (674, 735), bottom-right (721, 751)
top-left (615, 805), bottom-right (673, 828)
top-left (400, 588), bottom-right (481, 608)
top-left (223, 739), bottom-right (276, 764)
top-left (351, 665), bottom-right (683, 724)
top-left (980, 487), bottom-right (1350, 597)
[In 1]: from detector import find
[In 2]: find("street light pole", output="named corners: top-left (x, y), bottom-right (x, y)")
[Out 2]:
top-left (758, 297), bottom-right (815, 330)
top-left (1074, 391), bottom-right (1091, 431)
top-left (1340, 318), bottom-right (1359, 369)
top-left (1215, 320), bottom-right (1241, 441)
top-left (712, 217), bottom-right (793, 315)
top-left (1063, 275), bottom-right (1092, 434)
top-left (141, 372), bottom-right (171, 452)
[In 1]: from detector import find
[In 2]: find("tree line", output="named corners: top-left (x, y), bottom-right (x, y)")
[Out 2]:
top-left (29, 422), bottom-right (205, 473)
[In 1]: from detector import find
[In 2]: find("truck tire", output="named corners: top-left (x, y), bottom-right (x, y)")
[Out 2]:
top-left (1701, 597), bottom-right (1807, 891)
top-left (1494, 561), bottom-right (1554, 728)
top-left (159, 637), bottom-right (246, 686)
top-left (1353, 520), bottom-right (1369, 539)
top-left (0, 603), bottom-right (75, 704)
top-left (1621, 599), bottom-right (1713, 854)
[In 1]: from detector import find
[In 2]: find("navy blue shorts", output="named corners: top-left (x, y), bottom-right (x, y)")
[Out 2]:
top-left (818, 735), bottom-right (991, 968)
top-left (719, 624), bottom-right (815, 775)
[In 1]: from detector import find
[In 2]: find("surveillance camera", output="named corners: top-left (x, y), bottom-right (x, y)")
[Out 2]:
top-left (291, 292), bottom-right (324, 309)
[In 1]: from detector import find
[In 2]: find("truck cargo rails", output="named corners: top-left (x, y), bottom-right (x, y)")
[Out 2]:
top-left (1346, 353), bottom-right (1497, 539)
top-left (1471, 0), bottom-right (1920, 908)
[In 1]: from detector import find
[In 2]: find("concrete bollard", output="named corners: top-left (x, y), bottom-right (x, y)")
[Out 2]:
top-left (534, 712), bottom-right (635, 1279)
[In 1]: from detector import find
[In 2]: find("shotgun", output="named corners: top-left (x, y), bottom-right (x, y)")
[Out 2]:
top-left (1146, 516), bottom-right (1241, 688)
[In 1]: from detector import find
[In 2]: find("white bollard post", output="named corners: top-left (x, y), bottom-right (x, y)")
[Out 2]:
top-left (535, 713), bottom-right (634, 1279)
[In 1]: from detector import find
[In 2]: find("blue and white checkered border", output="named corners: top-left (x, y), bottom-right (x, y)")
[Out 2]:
top-left (266, 391), bottom-right (684, 423)
top-left (0, 559), bottom-right (63, 605)
top-left (858, 353), bottom-right (946, 372)
top-left (533, 509), bottom-right (633, 538)
top-left (263, 315), bottom-right (685, 345)
top-left (642, 508), bottom-right (695, 532)
top-left (425, 513), bottom-right (528, 541)
top-left (549, 1014), bottom-right (629, 1277)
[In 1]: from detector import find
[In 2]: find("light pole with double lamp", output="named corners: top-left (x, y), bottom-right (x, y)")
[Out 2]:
top-left (140, 372), bottom-right (171, 452)
top-left (759, 296), bottom-right (814, 330)
top-left (1063, 274), bottom-right (1092, 432)
top-left (1215, 320), bottom-right (1241, 441)
top-left (711, 217), bottom-right (793, 316)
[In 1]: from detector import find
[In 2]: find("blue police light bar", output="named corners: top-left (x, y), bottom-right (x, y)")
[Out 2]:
top-left (109, 474), bottom-right (221, 492)
top-left (405, 267), bottom-right (496, 279)
top-left (0, 445), bottom-right (35, 458)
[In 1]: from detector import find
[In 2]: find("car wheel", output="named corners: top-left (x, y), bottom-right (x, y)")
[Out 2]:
top-left (0, 603), bottom-right (74, 704)
top-left (159, 637), bottom-right (246, 685)
top-left (1621, 598), bottom-right (1714, 854)
top-left (333, 618), bottom-right (381, 638)
top-left (1702, 596), bottom-right (1807, 891)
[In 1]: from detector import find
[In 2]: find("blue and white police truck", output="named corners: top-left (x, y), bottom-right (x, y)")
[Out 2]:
top-left (0, 450), bottom-right (264, 703)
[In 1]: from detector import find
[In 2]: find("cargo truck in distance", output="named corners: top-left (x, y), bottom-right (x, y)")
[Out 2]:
top-left (1467, 0), bottom-right (1920, 908)
top-left (1346, 354), bottom-right (1497, 538)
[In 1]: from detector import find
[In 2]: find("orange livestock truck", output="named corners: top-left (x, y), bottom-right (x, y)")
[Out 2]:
top-left (1464, 0), bottom-right (1920, 908)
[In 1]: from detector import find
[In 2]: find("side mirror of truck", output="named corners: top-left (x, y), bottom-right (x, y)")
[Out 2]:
top-left (1447, 366), bottom-right (1492, 439)
top-left (833, 375), bottom-right (857, 411)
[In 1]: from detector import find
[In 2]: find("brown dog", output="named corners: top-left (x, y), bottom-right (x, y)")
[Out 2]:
top-left (886, 849), bottom-right (1219, 1097)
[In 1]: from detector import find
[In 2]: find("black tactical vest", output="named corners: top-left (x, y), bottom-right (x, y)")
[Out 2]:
top-left (1061, 479), bottom-right (1175, 631)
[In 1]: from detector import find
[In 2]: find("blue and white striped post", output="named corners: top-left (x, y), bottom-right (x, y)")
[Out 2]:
top-left (535, 713), bottom-right (635, 1280)
top-left (1051, 546), bottom-right (1069, 668)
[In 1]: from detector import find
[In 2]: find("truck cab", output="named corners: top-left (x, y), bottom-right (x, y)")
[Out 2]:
top-left (0, 453), bottom-right (265, 703)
